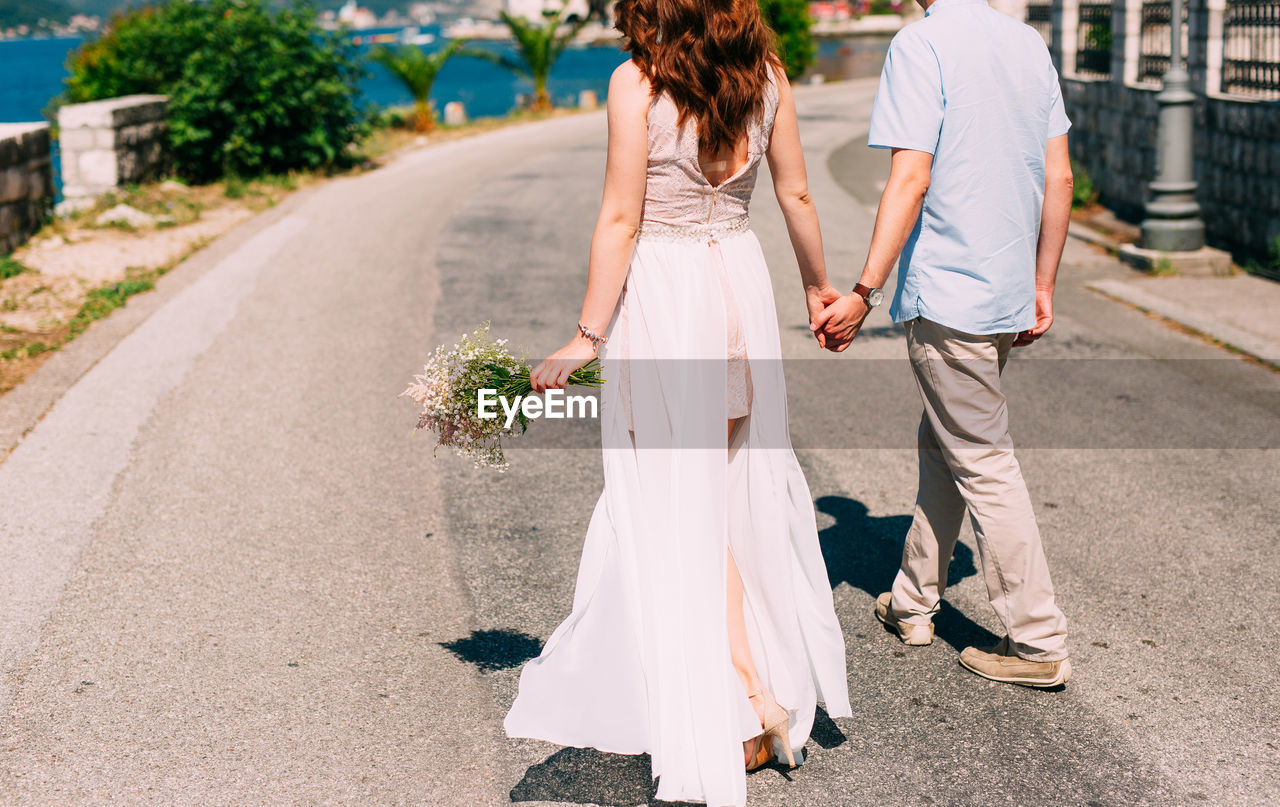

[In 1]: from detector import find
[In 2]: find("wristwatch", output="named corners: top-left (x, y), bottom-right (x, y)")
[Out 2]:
top-left (853, 283), bottom-right (884, 309)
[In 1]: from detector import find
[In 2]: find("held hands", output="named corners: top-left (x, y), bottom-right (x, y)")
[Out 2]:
top-left (1012, 286), bottom-right (1054, 348)
top-left (810, 291), bottom-right (870, 353)
top-left (530, 334), bottom-right (597, 392)
top-left (805, 283), bottom-right (843, 349)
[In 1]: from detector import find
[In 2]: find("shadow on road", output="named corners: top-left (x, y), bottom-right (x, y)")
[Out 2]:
top-left (815, 495), bottom-right (999, 651)
top-left (809, 704), bottom-right (847, 749)
top-left (510, 747), bottom-right (690, 806)
top-left (511, 707), bottom-right (845, 806)
top-left (440, 628), bottom-right (543, 672)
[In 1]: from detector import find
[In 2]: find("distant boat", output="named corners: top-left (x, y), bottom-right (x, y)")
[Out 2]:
top-left (400, 26), bottom-right (435, 45)
top-left (443, 17), bottom-right (509, 40)
top-left (352, 32), bottom-right (399, 45)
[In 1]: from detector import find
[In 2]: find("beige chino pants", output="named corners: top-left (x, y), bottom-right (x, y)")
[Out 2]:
top-left (889, 317), bottom-right (1068, 661)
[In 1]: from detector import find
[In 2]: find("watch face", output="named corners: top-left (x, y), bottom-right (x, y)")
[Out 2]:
top-left (868, 288), bottom-right (884, 307)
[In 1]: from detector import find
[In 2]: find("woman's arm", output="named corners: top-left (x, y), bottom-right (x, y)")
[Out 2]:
top-left (765, 70), bottom-right (842, 348)
top-left (530, 60), bottom-right (650, 392)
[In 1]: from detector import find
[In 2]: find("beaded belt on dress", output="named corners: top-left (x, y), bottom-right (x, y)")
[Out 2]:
top-left (637, 215), bottom-right (750, 243)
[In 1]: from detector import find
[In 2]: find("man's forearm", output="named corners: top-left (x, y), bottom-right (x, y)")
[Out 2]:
top-left (1035, 135), bottom-right (1073, 294)
top-left (1035, 179), bottom-right (1072, 292)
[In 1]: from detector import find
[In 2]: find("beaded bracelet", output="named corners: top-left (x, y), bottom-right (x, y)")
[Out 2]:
top-left (577, 322), bottom-right (607, 352)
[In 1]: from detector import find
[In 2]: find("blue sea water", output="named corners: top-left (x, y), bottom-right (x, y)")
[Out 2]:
top-left (0, 29), bottom-right (631, 124)
top-left (0, 29), bottom-right (893, 125)
top-left (0, 37), bottom-right (78, 123)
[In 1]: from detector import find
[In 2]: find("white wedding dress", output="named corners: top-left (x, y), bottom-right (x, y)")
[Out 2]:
top-left (504, 70), bottom-right (852, 807)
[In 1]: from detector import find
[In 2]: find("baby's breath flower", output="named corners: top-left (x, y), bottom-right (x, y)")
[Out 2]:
top-left (403, 323), bottom-right (603, 471)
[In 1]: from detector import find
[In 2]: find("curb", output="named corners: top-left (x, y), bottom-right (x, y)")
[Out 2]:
top-left (1067, 220), bottom-right (1121, 254)
top-left (1086, 279), bottom-right (1280, 366)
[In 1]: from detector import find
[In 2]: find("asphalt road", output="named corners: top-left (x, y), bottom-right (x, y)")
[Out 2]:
top-left (1, 80), bottom-right (1277, 807)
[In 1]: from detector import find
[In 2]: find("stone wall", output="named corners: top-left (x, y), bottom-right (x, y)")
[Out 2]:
top-left (1063, 79), bottom-right (1280, 258)
top-left (1194, 97), bottom-right (1280, 256)
top-left (1062, 80), bottom-right (1159, 224)
top-left (58, 94), bottom-right (168, 202)
top-left (0, 123), bottom-right (54, 256)
top-left (1046, 0), bottom-right (1280, 259)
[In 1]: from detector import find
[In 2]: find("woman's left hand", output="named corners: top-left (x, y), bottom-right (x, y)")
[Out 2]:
top-left (530, 335), bottom-right (598, 392)
top-left (805, 283), bottom-right (844, 349)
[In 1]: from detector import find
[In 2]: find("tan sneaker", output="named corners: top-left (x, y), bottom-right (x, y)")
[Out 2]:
top-left (959, 637), bottom-right (1071, 688)
top-left (875, 592), bottom-right (934, 646)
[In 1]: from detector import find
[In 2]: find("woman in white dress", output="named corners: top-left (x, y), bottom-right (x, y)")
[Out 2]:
top-left (505, 0), bottom-right (852, 803)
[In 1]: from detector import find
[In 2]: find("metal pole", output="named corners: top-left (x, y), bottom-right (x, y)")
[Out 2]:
top-left (1141, 0), bottom-right (1206, 252)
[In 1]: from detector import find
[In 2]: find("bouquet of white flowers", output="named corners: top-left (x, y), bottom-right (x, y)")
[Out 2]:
top-left (403, 324), bottom-right (602, 470)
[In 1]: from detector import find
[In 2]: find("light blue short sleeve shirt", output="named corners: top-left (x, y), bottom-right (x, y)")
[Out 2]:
top-left (868, 0), bottom-right (1070, 335)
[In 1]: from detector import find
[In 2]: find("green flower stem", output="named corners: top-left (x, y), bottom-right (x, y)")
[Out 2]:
top-left (484, 358), bottom-right (603, 400)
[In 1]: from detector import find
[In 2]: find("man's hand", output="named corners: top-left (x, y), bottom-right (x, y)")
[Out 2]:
top-left (1013, 286), bottom-right (1054, 347)
top-left (811, 292), bottom-right (870, 352)
top-left (805, 283), bottom-right (843, 348)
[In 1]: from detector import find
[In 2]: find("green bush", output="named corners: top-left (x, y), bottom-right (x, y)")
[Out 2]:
top-left (760, 0), bottom-right (816, 80)
top-left (371, 107), bottom-right (414, 130)
top-left (1243, 235), bottom-right (1280, 280)
top-left (64, 1), bottom-right (210, 103)
top-left (64, 0), bottom-right (368, 182)
top-left (1070, 160), bottom-right (1097, 209)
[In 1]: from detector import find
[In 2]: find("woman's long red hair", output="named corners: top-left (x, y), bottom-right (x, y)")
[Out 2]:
top-left (615, 0), bottom-right (782, 154)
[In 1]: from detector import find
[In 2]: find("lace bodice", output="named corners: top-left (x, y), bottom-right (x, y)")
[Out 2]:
top-left (641, 73), bottom-right (780, 228)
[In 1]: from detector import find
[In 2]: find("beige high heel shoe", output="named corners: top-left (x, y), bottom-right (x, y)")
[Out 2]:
top-left (745, 689), bottom-right (795, 770)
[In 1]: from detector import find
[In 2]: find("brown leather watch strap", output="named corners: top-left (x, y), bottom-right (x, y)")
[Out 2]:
top-left (853, 283), bottom-right (876, 301)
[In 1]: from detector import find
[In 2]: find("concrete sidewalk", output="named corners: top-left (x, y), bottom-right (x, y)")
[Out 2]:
top-left (1068, 224), bottom-right (1280, 366)
top-left (1086, 272), bottom-right (1280, 365)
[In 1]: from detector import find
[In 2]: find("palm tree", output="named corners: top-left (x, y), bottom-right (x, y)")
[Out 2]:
top-left (371, 40), bottom-right (468, 133)
top-left (477, 5), bottom-right (589, 112)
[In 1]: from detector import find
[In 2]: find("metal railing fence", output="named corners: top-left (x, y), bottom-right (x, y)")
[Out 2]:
top-left (1026, 3), bottom-right (1053, 46)
top-left (1222, 0), bottom-right (1280, 98)
top-left (1076, 3), bottom-right (1115, 78)
top-left (1138, 1), bottom-right (1189, 82)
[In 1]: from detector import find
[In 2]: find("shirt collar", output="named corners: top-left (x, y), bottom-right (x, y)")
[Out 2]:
top-left (925, 0), bottom-right (987, 16)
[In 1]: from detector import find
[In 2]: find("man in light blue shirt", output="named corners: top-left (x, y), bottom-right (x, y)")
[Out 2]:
top-left (813, 0), bottom-right (1075, 687)
top-left (868, 0), bottom-right (1072, 333)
